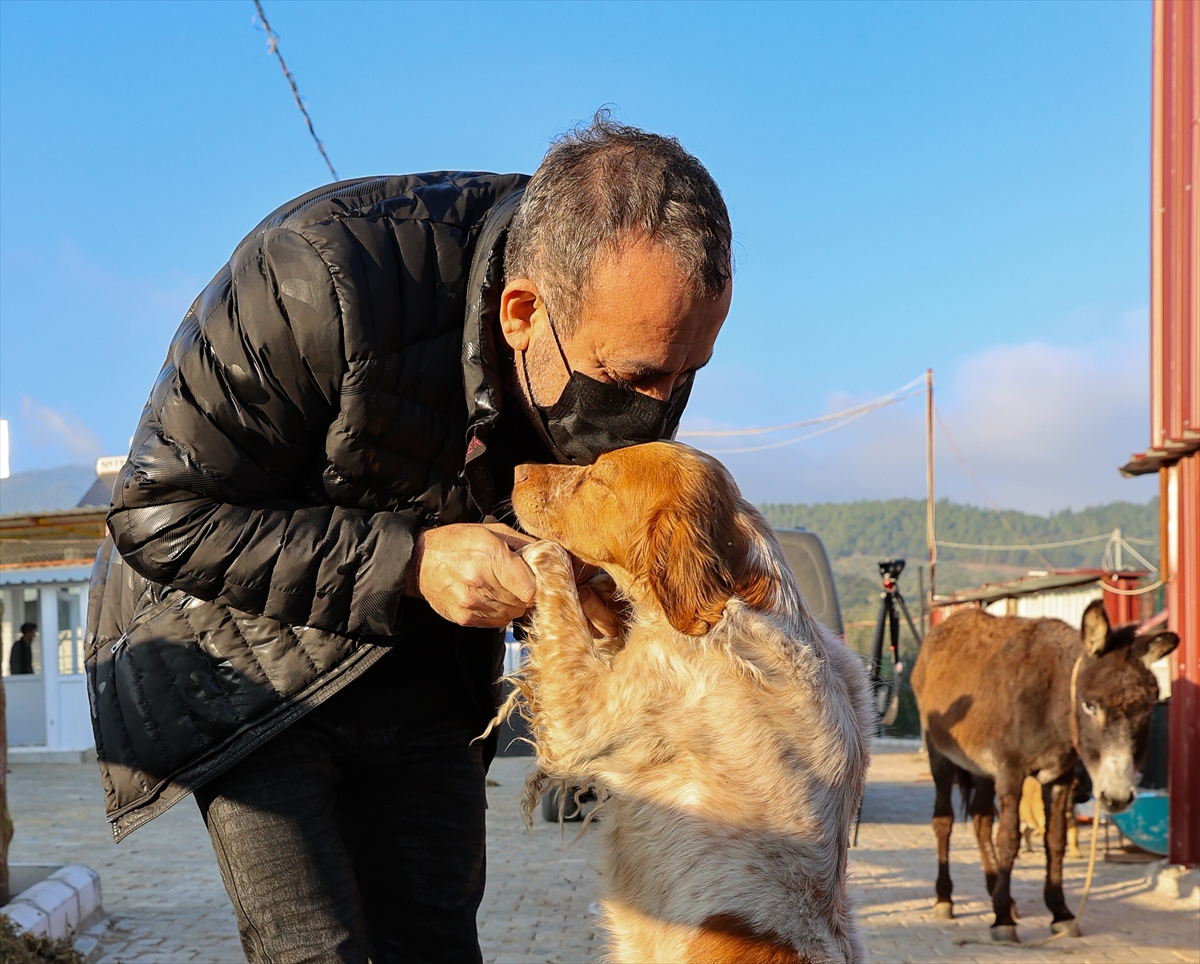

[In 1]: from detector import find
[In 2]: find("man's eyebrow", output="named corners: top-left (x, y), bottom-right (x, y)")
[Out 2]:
top-left (611, 353), bottom-right (714, 380)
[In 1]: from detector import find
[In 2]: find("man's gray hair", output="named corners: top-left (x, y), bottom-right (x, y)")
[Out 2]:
top-left (505, 111), bottom-right (732, 327)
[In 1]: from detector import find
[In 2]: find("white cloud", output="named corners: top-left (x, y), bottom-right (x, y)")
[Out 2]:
top-left (18, 396), bottom-right (104, 465)
top-left (935, 340), bottom-right (1154, 511)
top-left (684, 332), bottom-right (1158, 513)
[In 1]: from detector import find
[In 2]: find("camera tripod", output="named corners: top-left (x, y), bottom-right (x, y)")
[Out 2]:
top-left (869, 559), bottom-right (924, 724)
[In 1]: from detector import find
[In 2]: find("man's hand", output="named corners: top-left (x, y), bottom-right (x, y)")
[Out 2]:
top-left (407, 523), bottom-right (536, 628)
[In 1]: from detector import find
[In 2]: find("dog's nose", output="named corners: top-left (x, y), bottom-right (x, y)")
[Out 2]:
top-left (514, 464), bottom-right (530, 483)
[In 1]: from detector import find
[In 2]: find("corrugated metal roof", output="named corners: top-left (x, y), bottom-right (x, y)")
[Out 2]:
top-left (935, 571), bottom-right (1102, 606)
top-left (76, 473), bottom-right (117, 508)
top-left (0, 564), bottom-right (93, 586)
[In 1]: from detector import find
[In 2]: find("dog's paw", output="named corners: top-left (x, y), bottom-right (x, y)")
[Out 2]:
top-left (521, 540), bottom-right (575, 582)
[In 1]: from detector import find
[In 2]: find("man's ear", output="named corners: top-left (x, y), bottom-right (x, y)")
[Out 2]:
top-left (642, 510), bottom-right (734, 636)
top-left (499, 280), bottom-right (539, 353)
top-left (1081, 600), bottom-right (1111, 657)
top-left (1132, 630), bottom-right (1180, 669)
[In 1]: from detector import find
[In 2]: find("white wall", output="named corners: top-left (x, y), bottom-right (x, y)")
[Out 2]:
top-left (984, 585), bottom-right (1104, 628)
top-left (1, 581), bottom-right (93, 752)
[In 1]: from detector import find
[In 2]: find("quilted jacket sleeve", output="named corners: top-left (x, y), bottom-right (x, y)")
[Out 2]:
top-left (108, 226), bottom-right (417, 638)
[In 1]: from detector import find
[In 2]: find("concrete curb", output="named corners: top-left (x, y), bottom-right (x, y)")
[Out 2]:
top-left (1, 863), bottom-right (103, 941)
top-left (7, 748), bottom-right (95, 765)
top-left (873, 736), bottom-right (924, 751)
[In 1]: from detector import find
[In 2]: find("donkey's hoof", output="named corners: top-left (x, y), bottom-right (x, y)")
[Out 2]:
top-left (932, 901), bottom-right (954, 920)
top-left (1051, 918), bottom-right (1080, 937)
top-left (990, 925), bottom-right (1019, 943)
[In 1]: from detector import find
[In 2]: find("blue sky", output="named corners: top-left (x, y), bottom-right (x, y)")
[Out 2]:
top-left (0, 0), bottom-right (1158, 512)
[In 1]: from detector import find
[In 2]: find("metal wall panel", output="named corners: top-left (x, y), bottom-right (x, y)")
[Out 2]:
top-left (1151, 0), bottom-right (1200, 867)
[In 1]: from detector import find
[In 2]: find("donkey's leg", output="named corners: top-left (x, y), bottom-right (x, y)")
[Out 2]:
top-left (928, 741), bottom-right (956, 919)
top-left (989, 786), bottom-right (1022, 939)
top-left (969, 776), bottom-right (1001, 898)
top-left (1043, 779), bottom-right (1078, 933)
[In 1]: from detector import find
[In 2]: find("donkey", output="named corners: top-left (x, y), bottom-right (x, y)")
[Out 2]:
top-left (911, 600), bottom-right (1178, 941)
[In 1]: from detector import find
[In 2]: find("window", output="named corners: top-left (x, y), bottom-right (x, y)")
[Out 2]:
top-left (0, 587), bottom-right (42, 677)
top-left (58, 587), bottom-right (84, 676)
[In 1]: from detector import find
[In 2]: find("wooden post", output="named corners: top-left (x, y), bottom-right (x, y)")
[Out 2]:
top-left (918, 566), bottom-right (927, 638)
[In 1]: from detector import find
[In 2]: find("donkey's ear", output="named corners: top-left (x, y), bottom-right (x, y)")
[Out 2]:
top-left (1081, 600), bottom-right (1111, 657)
top-left (1133, 631), bottom-right (1179, 669)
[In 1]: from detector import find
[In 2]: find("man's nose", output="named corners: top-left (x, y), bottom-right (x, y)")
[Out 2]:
top-left (635, 376), bottom-right (679, 401)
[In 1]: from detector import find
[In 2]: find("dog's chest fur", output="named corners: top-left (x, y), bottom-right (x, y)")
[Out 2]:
top-left (507, 540), bottom-right (870, 963)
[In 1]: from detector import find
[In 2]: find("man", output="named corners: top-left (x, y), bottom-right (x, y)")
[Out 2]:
top-left (86, 114), bottom-right (732, 963)
top-left (9, 622), bottom-right (35, 675)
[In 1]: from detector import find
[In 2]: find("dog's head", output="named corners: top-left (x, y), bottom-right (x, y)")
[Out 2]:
top-left (513, 441), bottom-right (776, 636)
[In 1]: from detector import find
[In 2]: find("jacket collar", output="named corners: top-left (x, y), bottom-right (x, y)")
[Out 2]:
top-left (461, 185), bottom-right (526, 517)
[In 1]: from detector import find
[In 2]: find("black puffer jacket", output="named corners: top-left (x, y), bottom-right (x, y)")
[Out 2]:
top-left (87, 173), bottom-right (530, 841)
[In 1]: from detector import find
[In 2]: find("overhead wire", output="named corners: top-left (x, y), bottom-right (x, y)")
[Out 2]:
top-left (252, 1), bottom-right (339, 181)
top-left (938, 534), bottom-right (1125, 550)
top-left (934, 407), bottom-right (1057, 571)
top-left (697, 395), bottom-right (923, 454)
top-left (679, 365), bottom-right (1156, 573)
top-left (678, 374), bottom-right (927, 439)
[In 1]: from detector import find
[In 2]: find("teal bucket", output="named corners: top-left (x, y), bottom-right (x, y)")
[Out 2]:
top-left (1110, 790), bottom-right (1170, 856)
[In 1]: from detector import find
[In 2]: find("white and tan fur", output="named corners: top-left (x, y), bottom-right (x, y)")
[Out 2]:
top-left (490, 441), bottom-right (872, 964)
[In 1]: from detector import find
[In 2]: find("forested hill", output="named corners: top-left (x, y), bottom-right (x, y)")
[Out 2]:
top-left (759, 497), bottom-right (1159, 571)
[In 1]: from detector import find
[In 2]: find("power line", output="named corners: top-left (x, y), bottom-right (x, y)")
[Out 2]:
top-left (936, 534), bottom-right (1119, 550)
top-left (934, 406), bottom-right (1056, 571)
top-left (698, 403), bottom-right (886, 454)
top-left (678, 374), bottom-right (926, 438)
top-left (252, 1), bottom-right (339, 182)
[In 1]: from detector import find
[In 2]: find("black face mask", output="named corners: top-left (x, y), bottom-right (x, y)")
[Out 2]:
top-left (521, 312), bottom-right (694, 466)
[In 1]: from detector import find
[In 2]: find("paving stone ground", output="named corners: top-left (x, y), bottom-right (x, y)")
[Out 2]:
top-left (5, 747), bottom-right (1197, 963)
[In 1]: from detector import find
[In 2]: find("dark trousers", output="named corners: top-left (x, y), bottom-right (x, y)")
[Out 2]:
top-left (195, 643), bottom-right (493, 964)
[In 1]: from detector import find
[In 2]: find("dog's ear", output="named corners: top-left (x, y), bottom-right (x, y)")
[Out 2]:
top-left (642, 507), bottom-right (737, 636)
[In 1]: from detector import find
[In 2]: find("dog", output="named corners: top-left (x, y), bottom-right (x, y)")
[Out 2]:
top-left (492, 441), bottom-right (871, 963)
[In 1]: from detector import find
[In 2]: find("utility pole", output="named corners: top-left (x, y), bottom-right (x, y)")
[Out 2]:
top-left (918, 565), bottom-right (927, 637)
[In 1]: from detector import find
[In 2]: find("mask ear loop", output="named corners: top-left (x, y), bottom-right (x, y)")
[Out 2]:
top-left (517, 300), bottom-right (574, 463)
top-left (517, 300), bottom-right (572, 405)
top-left (541, 305), bottom-right (573, 374)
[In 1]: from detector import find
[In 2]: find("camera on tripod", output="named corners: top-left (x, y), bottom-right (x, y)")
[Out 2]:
top-left (868, 557), bottom-right (923, 725)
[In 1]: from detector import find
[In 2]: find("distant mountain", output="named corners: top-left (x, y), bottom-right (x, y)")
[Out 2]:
top-left (0, 464), bottom-right (97, 514)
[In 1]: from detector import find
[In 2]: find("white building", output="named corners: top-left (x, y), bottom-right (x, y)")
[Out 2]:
top-left (0, 454), bottom-right (119, 761)
top-left (1, 562), bottom-right (94, 759)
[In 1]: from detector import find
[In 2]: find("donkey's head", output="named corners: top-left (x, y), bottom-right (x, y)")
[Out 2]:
top-left (1073, 600), bottom-right (1178, 813)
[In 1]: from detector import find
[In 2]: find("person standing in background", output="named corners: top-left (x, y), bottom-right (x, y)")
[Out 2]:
top-left (9, 623), bottom-right (36, 675)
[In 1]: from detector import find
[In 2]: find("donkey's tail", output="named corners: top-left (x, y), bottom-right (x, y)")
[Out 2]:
top-left (957, 768), bottom-right (996, 819)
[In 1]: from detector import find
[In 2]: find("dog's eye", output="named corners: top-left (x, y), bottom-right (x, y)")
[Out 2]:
top-left (1082, 701), bottom-right (1099, 717)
